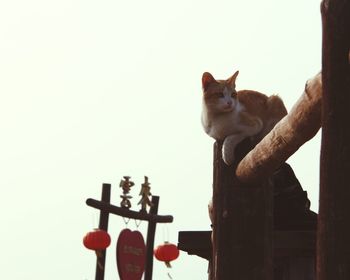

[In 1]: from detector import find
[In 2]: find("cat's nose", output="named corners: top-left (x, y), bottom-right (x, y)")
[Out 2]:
top-left (227, 100), bottom-right (232, 106)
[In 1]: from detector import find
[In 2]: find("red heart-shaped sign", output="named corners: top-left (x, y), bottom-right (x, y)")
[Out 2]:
top-left (116, 229), bottom-right (146, 280)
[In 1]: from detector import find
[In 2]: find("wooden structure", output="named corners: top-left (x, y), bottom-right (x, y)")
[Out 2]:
top-left (86, 183), bottom-right (173, 280)
top-left (179, 230), bottom-right (316, 279)
top-left (179, 73), bottom-right (322, 280)
top-left (179, 142), bottom-right (317, 280)
top-left (179, 0), bottom-right (350, 279)
top-left (318, 1), bottom-right (350, 279)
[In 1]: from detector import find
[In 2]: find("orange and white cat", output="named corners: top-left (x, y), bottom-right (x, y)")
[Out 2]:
top-left (201, 70), bottom-right (287, 165)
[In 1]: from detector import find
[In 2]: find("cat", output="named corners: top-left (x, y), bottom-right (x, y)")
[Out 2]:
top-left (201, 70), bottom-right (287, 165)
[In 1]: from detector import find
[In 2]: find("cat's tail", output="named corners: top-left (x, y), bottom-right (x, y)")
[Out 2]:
top-left (267, 95), bottom-right (288, 120)
top-left (260, 95), bottom-right (288, 137)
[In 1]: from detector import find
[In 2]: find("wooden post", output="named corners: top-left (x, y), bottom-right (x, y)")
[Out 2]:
top-left (144, 196), bottom-right (159, 280)
top-left (318, 0), bottom-right (350, 279)
top-left (95, 183), bottom-right (111, 280)
top-left (211, 140), bottom-right (273, 280)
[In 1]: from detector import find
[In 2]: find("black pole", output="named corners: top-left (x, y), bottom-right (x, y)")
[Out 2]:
top-left (95, 183), bottom-right (111, 280)
top-left (144, 196), bottom-right (159, 280)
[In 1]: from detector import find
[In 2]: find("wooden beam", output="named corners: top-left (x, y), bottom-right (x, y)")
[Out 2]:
top-left (86, 198), bottom-right (173, 223)
top-left (318, 0), bottom-right (350, 279)
top-left (236, 72), bottom-right (322, 185)
top-left (178, 230), bottom-right (316, 260)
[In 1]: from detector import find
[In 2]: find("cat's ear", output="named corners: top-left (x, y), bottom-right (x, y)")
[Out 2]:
top-left (202, 72), bottom-right (216, 91)
top-left (227, 70), bottom-right (239, 87)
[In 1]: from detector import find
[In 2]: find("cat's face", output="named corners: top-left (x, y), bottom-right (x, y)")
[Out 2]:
top-left (202, 71), bottom-right (239, 114)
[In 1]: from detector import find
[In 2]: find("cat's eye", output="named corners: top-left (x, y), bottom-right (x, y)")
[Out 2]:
top-left (216, 92), bottom-right (224, 97)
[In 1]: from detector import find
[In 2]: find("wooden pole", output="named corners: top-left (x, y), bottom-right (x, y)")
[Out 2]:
top-left (211, 140), bottom-right (273, 280)
top-left (95, 183), bottom-right (111, 280)
top-left (236, 73), bottom-right (322, 185)
top-left (144, 196), bottom-right (159, 280)
top-left (318, 0), bottom-right (350, 279)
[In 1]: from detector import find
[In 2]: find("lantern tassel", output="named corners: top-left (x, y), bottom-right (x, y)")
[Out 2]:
top-left (165, 261), bottom-right (172, 268)
top-left (95, 250), bottom-right (104, 270)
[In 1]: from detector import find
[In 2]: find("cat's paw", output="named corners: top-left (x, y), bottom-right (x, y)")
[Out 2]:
top-left (222, 134), bottom-right (247, 165)
top-left (208, 199), bottom-right (213, 223)
top-left (222, 141), bottom-right (236, 165)
top-left (222, 148), bottom-right (235, 165)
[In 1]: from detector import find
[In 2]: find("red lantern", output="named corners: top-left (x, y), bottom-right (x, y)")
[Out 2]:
top-left (154, 242), bottom-right (180, 268)
top-left (83, 229), bottom-right (111, 250)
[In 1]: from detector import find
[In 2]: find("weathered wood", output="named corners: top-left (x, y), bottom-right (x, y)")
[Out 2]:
top-left (318, 1), bottom-right (350, 279)
top-left (236, 73), bottom-right (322, 185)
top-left (95, 183), bottom-right (111, 280)
top-left (86, 198), bottom-right (173, 223)
top-left (274, 231), bottom-right (316, 258)
top-left (211, 141), bottom-right (273, 280)
top-left (144, 196), bottom-right (159, 280)
top-left (178, 231), bottom-right (212, 260)
top-left (178, 230), bottom-right (316, 260)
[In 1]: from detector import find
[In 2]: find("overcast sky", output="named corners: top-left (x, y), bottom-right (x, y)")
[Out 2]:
top-left (1, 0), bottom-right (322, 279)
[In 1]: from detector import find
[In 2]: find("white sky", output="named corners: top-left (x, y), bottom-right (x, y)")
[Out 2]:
top-left (1, 0), bottom-right (322, 279)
